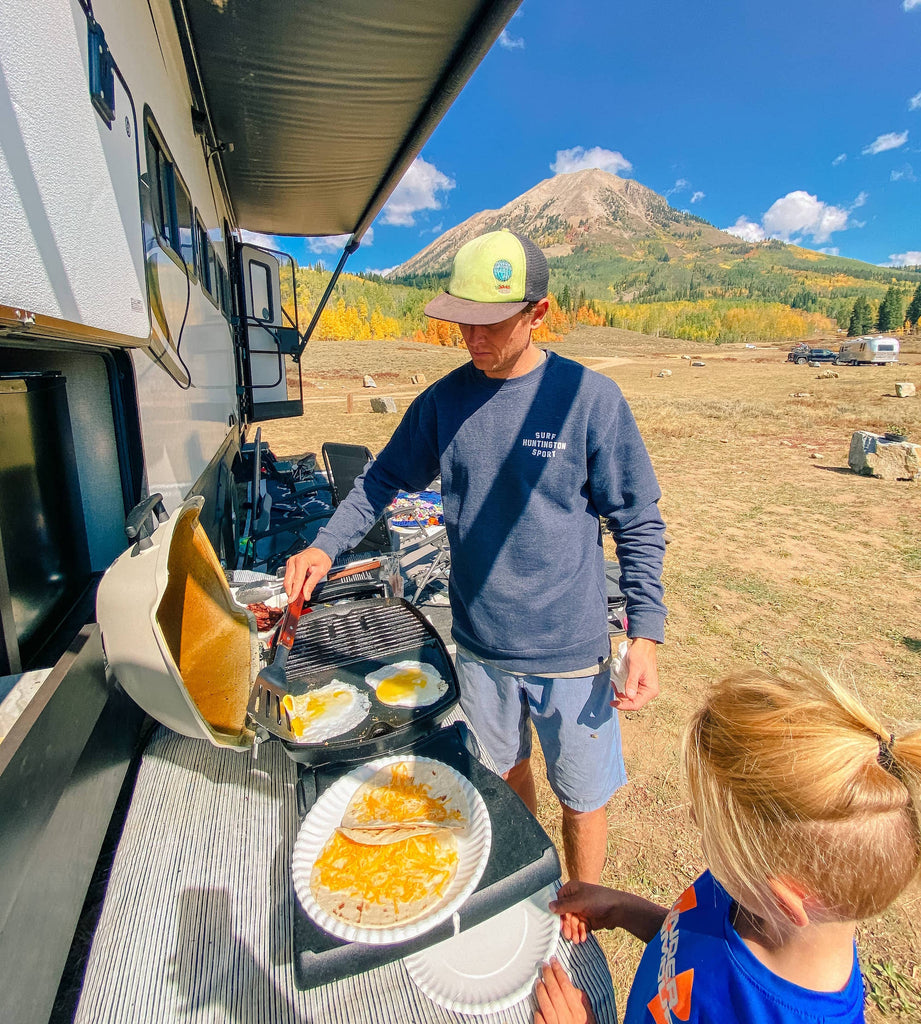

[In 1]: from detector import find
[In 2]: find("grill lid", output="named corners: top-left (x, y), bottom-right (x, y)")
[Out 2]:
top-left (97, 497), bottom-right (259, 749)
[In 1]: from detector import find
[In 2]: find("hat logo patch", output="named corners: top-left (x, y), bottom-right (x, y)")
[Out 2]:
top-left (492, 259), bottom-right (513, 283)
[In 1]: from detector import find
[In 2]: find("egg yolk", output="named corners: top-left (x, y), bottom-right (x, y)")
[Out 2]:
top-left (376, 669), bottom-right (430, 705)
top-left (283, 688), bottom-right (353, 737)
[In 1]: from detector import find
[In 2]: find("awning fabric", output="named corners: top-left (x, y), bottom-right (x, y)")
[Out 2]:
top-left (176, 0), bottom-right (520, 239)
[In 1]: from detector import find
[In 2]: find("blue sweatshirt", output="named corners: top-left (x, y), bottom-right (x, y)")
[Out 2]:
top-left (313, 352), bottom-right (666, 674)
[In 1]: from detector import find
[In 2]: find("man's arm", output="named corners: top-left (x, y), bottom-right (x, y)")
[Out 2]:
top-left (587, 393), bottom-right (667, 710)
top-left (285, 393), bottom-right (441, 601)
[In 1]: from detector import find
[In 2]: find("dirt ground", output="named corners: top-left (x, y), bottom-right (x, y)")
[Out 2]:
top-left (262, 328), bottom-right (921, 1020)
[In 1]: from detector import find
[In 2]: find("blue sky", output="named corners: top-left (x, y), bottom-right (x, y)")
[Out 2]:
top-left (252, 0), bottom-right (921, 275)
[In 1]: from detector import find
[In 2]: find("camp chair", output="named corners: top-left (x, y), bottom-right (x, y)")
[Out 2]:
top-left (321, 442), bottom-right (395, 554)
top-left (236, 429), bottom-right (334, 571)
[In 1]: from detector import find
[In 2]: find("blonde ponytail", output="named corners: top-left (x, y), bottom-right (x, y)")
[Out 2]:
top-left (683, 665), bottom-right (921, 939)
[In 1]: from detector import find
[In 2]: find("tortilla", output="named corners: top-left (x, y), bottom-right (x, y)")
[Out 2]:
top-left (311, 827), bottom-right (459, 927)
top-left (341, 759), bottom-right (469, 832)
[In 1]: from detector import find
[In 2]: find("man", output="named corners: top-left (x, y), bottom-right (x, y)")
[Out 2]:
top-left (285, 229), bottom-right (666, 882)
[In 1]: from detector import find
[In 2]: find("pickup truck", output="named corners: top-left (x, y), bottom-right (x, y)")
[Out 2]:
top-left (787, 347), bottom-right (838, 365)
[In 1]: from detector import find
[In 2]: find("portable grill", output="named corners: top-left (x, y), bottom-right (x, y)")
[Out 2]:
top-left (249, 596), bottom-right (459, 765)
top-left (96, 496), bottom-right (457, 761)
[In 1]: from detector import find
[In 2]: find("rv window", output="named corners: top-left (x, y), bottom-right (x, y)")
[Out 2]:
top-left (249, 261), bottom-right (273, 322)
top-left (217, 261), bottom-right (231, 318)
top-left (144, 115), bottom-right (196, 278)
top-left (175, 181), bottom-right (195, 276)
top-left (196, 218), bottom-right (218, 303)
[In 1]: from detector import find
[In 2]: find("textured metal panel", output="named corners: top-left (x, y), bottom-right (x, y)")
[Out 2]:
top-left (0, 626), bottom-right (144, 1024)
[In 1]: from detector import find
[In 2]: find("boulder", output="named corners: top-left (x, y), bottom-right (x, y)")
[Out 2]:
top-left (681, 355), bottom-right (691, 360)
top-left (362, 375), bottom-right (377, 388)
top-left (657, 369), bottom-right (672, 377)
top-left (849, 431), bottom-right (921, 481)
top-left (411, 373), bottom-right (427, 385)
top-left (816, 369), bottom-right (839, 379)
top-left (895, 381), bottom-right (916, 398)
top-left (370, 396), bottom-right (397, 414)
top-left (691, 360), bottom-right (706, 367)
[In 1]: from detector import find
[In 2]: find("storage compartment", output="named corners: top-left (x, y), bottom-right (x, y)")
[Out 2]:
top-left (0, 372), bottom-right (90, 673)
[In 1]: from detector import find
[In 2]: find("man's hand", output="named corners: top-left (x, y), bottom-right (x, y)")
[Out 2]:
top-left (284, 546), bottom-right (333, 602)
top-left (534, 959), bottom-right (596, 1024)
top-left (611, 637), bottom-right (658, 711)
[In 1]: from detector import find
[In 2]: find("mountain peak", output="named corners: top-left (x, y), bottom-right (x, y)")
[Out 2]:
top-left (393, 169), bottom-right (733, 276)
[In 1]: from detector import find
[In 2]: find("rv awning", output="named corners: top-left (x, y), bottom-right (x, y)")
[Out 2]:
top-left (174, 0), bottom-right (521, 240)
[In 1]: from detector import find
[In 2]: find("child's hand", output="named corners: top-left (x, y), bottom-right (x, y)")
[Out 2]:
top-left (549, 881), bottom-right (621, 943)
top-left (534, 959), bottom-right (597, 1024)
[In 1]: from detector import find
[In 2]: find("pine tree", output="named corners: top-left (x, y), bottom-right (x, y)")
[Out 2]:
top-left (906, 282), bottom-right (921, 329)
top-left (876, 286), bottom-right (903, 333)
top-left (848, 296), bottom-right (870, 336)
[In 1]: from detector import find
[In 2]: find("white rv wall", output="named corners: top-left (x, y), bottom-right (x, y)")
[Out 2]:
top-left (0, 0), bottom-right (149, 337)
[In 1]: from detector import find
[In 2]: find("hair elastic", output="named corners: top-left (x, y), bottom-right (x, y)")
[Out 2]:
top-left (877, 732), bottom-right (897, 773)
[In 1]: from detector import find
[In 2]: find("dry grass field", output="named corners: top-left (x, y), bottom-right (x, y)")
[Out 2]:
top-left (263, 328), bottom-right (921, 1020)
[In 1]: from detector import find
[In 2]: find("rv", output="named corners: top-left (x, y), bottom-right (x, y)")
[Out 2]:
top-left (836, 336), bottom-right (900, 365)
top-left (0, 3), bottom-right (575, 1022)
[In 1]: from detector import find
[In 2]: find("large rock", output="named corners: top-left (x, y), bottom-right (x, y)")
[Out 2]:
top-left (816, 369), bottom-right (838, 379)
top-left (849, 431), bottom-right (920, 481)
top-left (411, 373), bottom-right (427, 385)
top-left (895, 381), bottom-right (916, 398)
top-left (362, 375), bottom-right (377, 388)
top-left (370, 396), bottom-right (397, 414)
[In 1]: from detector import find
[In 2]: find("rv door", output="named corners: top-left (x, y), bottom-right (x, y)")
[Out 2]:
top-left (236, 245), bottom-right (304, 422)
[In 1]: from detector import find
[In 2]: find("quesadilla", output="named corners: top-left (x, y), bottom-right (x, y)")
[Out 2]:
top-left (311, 827), bottom-right (459, 927)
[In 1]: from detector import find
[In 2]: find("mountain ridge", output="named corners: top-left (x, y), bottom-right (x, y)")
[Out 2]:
top-left (391, 170), bottom-right (919, 317)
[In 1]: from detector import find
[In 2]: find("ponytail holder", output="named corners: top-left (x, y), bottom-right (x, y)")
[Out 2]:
top-left (877, 732), bottom-right (897, 773)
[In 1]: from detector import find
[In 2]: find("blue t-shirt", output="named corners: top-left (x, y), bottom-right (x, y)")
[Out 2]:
top-left (624, 872), bottom-right (865, 1023)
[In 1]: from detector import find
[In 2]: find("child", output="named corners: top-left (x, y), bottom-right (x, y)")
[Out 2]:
top-left (534, 665), bottom-right (921, 1023)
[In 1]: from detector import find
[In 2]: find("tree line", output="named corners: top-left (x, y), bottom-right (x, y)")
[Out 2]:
top-left (847, 283), bottom-right (921, 336)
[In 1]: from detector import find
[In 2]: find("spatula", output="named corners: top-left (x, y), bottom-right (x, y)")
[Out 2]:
top-left (246, 593), bottom-right (305, 741)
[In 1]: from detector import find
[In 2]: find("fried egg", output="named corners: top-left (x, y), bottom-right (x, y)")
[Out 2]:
top-left (365, 661), bottom-right (448, 708)
top-left (282, 680), bottom-right (370, 743)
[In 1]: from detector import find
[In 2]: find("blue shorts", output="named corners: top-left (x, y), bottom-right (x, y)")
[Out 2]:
top-left (455, 652), bottom-right (627, 813)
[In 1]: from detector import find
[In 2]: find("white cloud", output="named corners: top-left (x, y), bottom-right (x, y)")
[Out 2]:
top-left (725, 190), bottom-right (857, 246)
top-left (909, 90), bottom-right (921, 110)
top-left (239, 230), bottom-right (283, 250)
top-left (380, 158), bottom-right (455, 227)
top-left (903, 0), bottom-right (921, 11)
top-left (891, 164), bottom-right (917, 181)
top-left (551, 146), bottom-right (633, 176)
top-left (724, 216), bottom-right (766, 243)
top-left (363, 266), bottom-right (398, 278)
top-left (762, 191), bottom-right (850, 243)
top-left (832, 153), bottom-right (847, 166)
top-left (886, 250), bottom-right (921, 266)
top-left (690, 191), bottom-right (705, 204)
top-left (498, 29), bottom-right (525, 49)
top-left (862, 131), bottom-right (909, 155)
top-left (818, 247), bottom-right (840, 256)
top-left (306, 234), bottom-right (352, 254)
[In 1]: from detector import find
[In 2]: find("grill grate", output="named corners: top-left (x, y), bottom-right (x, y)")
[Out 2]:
top-left (286, 602), bottom-right (431, 677)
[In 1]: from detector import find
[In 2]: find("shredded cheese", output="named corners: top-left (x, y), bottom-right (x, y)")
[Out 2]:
top-left (314, 830), bottom-right (458, 908)
top-left (349, 763), bottom-right (463, 825)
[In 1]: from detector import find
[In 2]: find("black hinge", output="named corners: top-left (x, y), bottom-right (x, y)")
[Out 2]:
top-left (87, 19), bottom-right (115, 127)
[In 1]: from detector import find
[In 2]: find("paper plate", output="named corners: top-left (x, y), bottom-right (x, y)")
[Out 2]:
top-left (405, 884), bottom-right (560, 1015)
top-left (292, 755), bottom-right (492, 945)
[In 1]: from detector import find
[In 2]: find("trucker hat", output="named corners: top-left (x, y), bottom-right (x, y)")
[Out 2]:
top-left (424, 229), bottom-right (549, 325)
